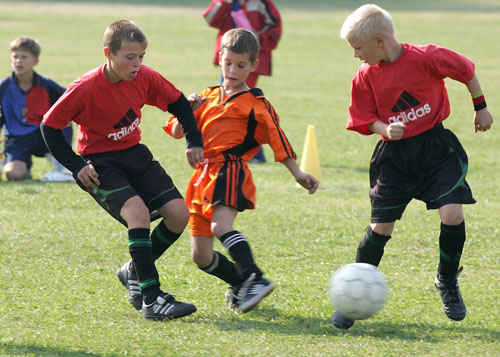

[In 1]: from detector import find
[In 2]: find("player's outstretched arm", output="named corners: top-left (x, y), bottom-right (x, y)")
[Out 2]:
top-left (281, 157), bottom-right (319, 194)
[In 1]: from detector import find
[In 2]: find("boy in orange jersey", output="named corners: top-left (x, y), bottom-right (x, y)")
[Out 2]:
top-left (164, 28), bottom-right (319, 313)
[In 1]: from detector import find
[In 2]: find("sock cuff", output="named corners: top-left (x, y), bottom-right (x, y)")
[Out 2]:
top-left (152, 220), bottom-right (181, 245)
top-left (200, 252), bottom-right (219, 273)
top-left (128, 228), bottom-right (152, 250)
top-left (366, 226), bottom-right (391, 247)
top-left (219, 231), bottom-right (246, 250)
top-left (440, 220), bottom-right (465, 233)
top-left (128, 228), bottom-right (151, 240)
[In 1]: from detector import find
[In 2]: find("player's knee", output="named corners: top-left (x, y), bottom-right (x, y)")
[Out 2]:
top-left (439, 204), bottom-right (464, 226)
top-left (121, 198), bottom-right (150, 227)
top-left (159, 199), bottom-right (189, 232)
top-left (5, 169), bottom-right (27, 180)
top-left (441, 215), bottom-right (464, 226)
top-left (370, 222), bottom-right (394, 237)
top-left (210, 222), bottom-right (230, 239)
top-left (192, 248), bottom-right (212, 268)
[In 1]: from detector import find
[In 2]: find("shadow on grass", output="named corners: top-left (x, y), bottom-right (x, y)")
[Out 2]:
top-left (0, 342), bottom-right (114, 357)
top-left (208, 306), bottom-right (499, 343)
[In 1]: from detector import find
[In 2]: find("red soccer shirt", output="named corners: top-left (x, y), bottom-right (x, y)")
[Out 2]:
top-left (346, 43), bottom-right (475, 140)
top-left (43, 64), bottom-right (181, 155)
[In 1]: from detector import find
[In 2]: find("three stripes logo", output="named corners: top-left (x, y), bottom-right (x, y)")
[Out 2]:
top-left (113, 109), bottom-right (137, 129)
top-left (388, 90), bottom-right (431, 124)
top-left (108, 109), bottom-right (140, 141)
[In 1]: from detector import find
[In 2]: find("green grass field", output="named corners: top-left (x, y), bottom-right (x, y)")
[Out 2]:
top-left (0, 1), bottom-right (499, 356)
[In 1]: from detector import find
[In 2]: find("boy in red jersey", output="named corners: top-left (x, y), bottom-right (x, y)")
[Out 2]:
top-left (41, 20), bottom-right (204, 320)
top-left (164, 28), bottom-right (318, 313)
top-left (332, 4), bottom-right (493, 329)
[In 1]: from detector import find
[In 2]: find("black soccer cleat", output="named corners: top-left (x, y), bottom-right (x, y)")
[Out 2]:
top-left (116, 260), bottom-right (143, 310)
top-left (331, 311), bottom-right (355, 329)
top-left (434, 266), bottom-right (466, 321)
top-left (226, 273), bottom-right (274, 313)
top-left (141, 292), bottom-right (196, 320)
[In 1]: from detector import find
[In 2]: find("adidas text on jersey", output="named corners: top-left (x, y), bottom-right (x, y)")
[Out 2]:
top-left (108, 118), bottom-right (140, 141)
top-left (388, 103), bottom-right (431, 124)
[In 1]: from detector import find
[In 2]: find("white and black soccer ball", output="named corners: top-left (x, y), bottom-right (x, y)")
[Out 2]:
top-left (329, 263), bottom-right (388, 320)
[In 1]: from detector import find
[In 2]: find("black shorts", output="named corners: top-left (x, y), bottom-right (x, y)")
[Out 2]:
top-left (76, 144), bottom-right (183, 226)
top-left (369, 123), bottom-right (476, 223)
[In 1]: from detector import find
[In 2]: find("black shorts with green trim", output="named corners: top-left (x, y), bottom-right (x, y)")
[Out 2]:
top-left (76, 144), bottom-right (183, 227)
top-left (369, 123), bottom-right (476, 223)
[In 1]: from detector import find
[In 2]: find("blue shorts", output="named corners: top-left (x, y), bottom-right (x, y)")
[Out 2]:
top-left (4, 126), bottom-right (73, 169)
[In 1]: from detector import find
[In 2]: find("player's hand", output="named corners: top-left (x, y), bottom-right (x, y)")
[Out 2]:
top-left (296, 172), bottom-right (319, 194)
top-left (385, 122), bottom-right (406, 141)
top-left (187, 93), bottom-right (207, 112)
top-left (77, 163), bottom-right (100, 188)
top-left (474, 108), bottom-right (493, 132)
top-left (186, 146), bottom-right (204, 169)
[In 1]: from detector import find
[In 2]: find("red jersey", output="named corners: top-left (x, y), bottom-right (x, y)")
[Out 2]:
top-left (43, 64), bottom-right (181, 155)
top-left (204, 0), bottom-right (281, 76)
top-left (346, 43), bottom-right (475, 140)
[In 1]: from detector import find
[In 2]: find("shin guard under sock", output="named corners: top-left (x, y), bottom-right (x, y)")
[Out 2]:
top-left (219, 230), bottom-right (262, 280)
top-left (199, 251), bottom-right (242, 286)
top-left (356, 226), bottom-right (391, 266)
top-left (438, 221), bottom-right (466, 278)
top-left (151, 220), bottom-right (182, 260)
top-left (128, 228), bottom-right (161, 304)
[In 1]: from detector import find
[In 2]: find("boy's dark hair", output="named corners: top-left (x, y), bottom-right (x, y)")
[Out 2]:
top-left (10, 36), bottom-right (41, 58)
top-left (103, 20), bottom-right (148, 54)
top-left (220, 28), bottom-right (260, 63)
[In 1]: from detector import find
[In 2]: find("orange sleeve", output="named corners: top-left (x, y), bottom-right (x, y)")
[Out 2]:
top-left (162, 116), bottom-right (177, 137)
top-left (254, 98), bottom-right (296, 162)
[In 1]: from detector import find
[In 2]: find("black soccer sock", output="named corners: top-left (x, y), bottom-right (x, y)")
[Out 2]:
top-left (128, 228), bottom-right (161, 304)
top-left (356, 226), bottom-right (391, 266)
top-left (219, 230), bottom-right (262, 280)
top-left (438, 221), bottom-right (466, 278)
top-left (199, 251), bottom-right (242, 286)
top-left (151, 220), bottom-right (182, 260)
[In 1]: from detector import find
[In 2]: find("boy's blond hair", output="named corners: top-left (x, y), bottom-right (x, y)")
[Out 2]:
top-left (103, 20), bottom-right (148, 54)
top-left (340, 4), bottom-right (395, 42)
top-left (10, 36), bottom-right (41, 58)
top-left (220, 28), bottom-right (260, 64)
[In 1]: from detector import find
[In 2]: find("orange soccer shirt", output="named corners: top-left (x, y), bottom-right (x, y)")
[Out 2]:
top-left (164, 86), bottom-right (296, 236)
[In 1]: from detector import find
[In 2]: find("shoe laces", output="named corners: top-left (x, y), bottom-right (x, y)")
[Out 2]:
top-left (156, 292), bottom-right (176, 306)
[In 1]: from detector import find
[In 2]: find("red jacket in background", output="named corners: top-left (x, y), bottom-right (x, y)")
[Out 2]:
top-left (204, 0), bottom-right (282, 76)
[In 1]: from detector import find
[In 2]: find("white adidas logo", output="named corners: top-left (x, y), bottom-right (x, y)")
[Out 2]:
top-left (388, 103), bottom-right (431, 124)
top-left (107, 118), bottom-right (140, 141)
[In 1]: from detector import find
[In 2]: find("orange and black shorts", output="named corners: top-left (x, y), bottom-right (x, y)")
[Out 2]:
top-left (187, 158), bottom-right (256, 237)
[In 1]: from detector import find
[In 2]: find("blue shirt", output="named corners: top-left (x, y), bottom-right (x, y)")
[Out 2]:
top-left (0, 71), bottom-right (65, 136)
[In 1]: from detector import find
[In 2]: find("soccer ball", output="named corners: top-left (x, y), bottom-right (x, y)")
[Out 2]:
top-left (328, 263), bottom-right (388, 320)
